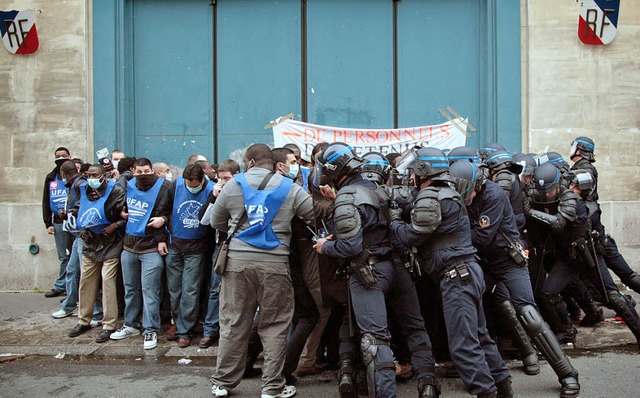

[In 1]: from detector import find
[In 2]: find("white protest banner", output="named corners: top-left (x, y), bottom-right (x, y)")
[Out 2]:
top-left (272, 118), bottom-right (467, 160)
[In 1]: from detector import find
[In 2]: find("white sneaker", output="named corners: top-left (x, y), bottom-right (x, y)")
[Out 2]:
top-left (143, 332), bottom-right (157, 350)
top-left (211, 384), bottom-right (228, 397)
top-left (90, 319), bottom-right (102, 328)
top-left (261, 385), bottom-right (296, 398)
top-left (110, 325), bottom-right (140, 340)
top-left (52, 309), bottom-right (75, 319)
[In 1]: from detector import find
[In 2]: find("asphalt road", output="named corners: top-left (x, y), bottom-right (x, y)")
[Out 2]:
top-left (1, 346), bottom-right (638, 398)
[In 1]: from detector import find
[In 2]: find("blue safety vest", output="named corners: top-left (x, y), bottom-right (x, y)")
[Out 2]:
top-left (171, 177), bottom-right (213, 240)
top-left (300, 166), bottom-right (311, 192)
top-left (49, 174), bottom-right (68, 214)
top-left (235, 173), bottom-right (293, 249)
top-left (125, 177), bottom-right (164, 237)
top-left (77, 181), bottom-right (116, 234)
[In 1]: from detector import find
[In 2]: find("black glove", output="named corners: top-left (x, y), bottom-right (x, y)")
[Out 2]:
top-left (388, 207), bottom-right (402, 225)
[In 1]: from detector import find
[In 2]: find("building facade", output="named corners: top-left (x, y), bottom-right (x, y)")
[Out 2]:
top-left (0, 0), bottom-right (638, 290)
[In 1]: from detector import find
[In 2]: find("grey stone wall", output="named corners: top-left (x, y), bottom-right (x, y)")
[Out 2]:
top-left (0, 1), bottom-right (91, 291)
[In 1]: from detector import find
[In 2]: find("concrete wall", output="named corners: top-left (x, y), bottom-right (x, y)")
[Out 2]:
top-left (0, 0), bottom-right (91, 290)
top-left (0, 0), bottom-right (637, 290)
top-left (522, 0), bottom-right (640, 274)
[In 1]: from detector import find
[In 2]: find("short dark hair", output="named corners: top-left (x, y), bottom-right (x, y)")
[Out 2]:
top-left (245, 144), bottom-right (272, 164)
top-left (182, 163), bottom-right (205, 181)
top-left (311, 142), bottom-right (329, 163)
top-left (195, 160), bottom-right (211, 169)
top-left (60, 160), bottom-right (77, 176)
top-left (71, 157), bottom-right (83, 164)
top-left (272, 147), bottom-right (294, 166)
top-left (118, 156), bottom-right (136, 173)
top-left (89, 163), bottom-right (105, 174)
top-left (55, 147), bottom-right (70, 156)
top-left (284, 143), bottom-right (300, 152)
top-left (217, 159), bottom-right (240, 174)
top-left (134, 157), bottom-right (152, 168)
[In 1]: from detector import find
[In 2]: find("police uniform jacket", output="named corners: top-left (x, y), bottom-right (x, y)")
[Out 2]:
top-left (321, 174), bottom-right (392, 260)
top-left (467, 180), bottom-right (521, 263)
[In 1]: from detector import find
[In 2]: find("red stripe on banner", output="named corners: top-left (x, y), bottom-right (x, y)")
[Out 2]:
top-left (578, 17), bottom-right (604, 45)
top-left (15, 25), bottom-right (39, 54)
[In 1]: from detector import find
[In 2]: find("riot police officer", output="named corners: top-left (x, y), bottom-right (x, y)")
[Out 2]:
top-left (478, 142), bottom-right (506, 162)
top-left (484, 150), bottom-right (526, 232)
top-left (313, 144), bottom-right (440, 398)
top-left (568, 136), bottom-right (640, 294)
top-left (527, 163), bottom-right (640, 352)
top-left (450, 161), bottom-right (581, 398)
top-left (388, 147), bottom-right (512, 398)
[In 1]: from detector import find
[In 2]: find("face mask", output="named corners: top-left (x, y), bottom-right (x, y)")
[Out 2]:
top-left (107, 178), bottom-right (116, 183)
top-left (186, 181), bottom-right (203, 194)
top-left (87, 178), bottom-right (103, 189)
top-left (285, 164), bottom-right (299, 180)
top-left (165, 172), bottom-right (173, 182)
top-left (112, 160), bottom-right (120, 170)
top-left (136, 174), bottom-right (156, 190)
top-left (55, 157), bottom-right (68, 168)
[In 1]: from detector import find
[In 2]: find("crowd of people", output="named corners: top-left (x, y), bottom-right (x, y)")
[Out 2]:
top-left (41, 137), bottom-right (640, 398)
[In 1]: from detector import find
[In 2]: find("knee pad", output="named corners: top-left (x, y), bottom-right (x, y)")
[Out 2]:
top-left (518, 304), bottom-right (544, 335)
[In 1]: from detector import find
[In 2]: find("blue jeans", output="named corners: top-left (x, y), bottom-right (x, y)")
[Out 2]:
top-left (121, 249), bottom-right (165, 333)
top-left (60, 238), bottom-right (82, 312)
top-left (203, 246), bottom-right (221, 337)
top-left (166, 249), bottom-right (205, 338)
top-left (53, 223), bottom-right (70, 292)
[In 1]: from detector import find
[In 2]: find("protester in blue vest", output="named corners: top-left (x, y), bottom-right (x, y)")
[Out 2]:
top-left (165, 163), bottom-right (214, 348)
top-left (52, 160), bottom-right (97, 321)
top-left (67, 163), bottom-right (127, 343)
top-left (209, 144), bottom-right (315, 398)
top-left (110, 157), bottom-right (171, 350)
top-left (42, 147), bottom-right (73, 298)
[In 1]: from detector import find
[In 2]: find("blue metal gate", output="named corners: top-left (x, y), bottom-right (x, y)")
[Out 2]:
top-left (94, 0), bottom-right (521, 166)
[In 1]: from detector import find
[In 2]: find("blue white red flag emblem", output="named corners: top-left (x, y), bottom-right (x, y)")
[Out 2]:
top-left (1, 10), bottom-right (39, 54)
top-left (578, 0), bottom-right (620, 45)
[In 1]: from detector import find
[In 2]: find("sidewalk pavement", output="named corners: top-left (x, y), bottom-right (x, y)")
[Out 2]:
top-left (1, 291), bottom-right (639, 360)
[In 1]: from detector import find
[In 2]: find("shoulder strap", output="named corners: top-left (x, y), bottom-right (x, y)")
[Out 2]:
top-left (226, 172), bottom-right (276, 240)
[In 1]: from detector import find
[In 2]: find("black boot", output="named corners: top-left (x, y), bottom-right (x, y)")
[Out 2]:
top-left (495, 300), bottom-right (540, 375)
top-left (607, 291), bottom-right (640, 349)
top-left (496, 377), bottom-right (514, 398)
top-left (338, 356), bottom-right (356, 397)
top-left (560, 374), bottom-right (580, 398)
top-left (519, 304), bottom-right (580, 398)
top-left (417, 376), bottom-right (440, 398)
top-left (578, 300), bottom-right (604, 327)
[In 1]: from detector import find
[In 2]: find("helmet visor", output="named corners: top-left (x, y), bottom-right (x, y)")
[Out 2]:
top-left (395, 149), bottom-right (418, 175)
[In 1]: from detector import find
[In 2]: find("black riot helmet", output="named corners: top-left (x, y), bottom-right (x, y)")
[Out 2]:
top-left (395, 146), bottom-right (449, 187)
top-left (478, 142), bottom-right (506, 162)
top-left (449, 161), bottom-right (483, 205)
top-left (531, 162), bottom-right (562, 204)
top-left (512, 153), bottom-right (536, 179)
top-left (567, 169), bottom-right (594, 198)
top-left (536, 151), bottom-right (570, 173)
top-left (314, 142), bottom-right (364, 188)
top-left (360, 151), bottom-right (391, 184)
top-left (447, 146), bottom-right (481, 165)
top-left (569, 136), bottom-right (595, 162)
top-left (485, 150), bottom-right (523, 176)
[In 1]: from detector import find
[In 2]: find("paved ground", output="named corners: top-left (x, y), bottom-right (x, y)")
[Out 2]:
top-left (1, 290), bottom-right (639, 360)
